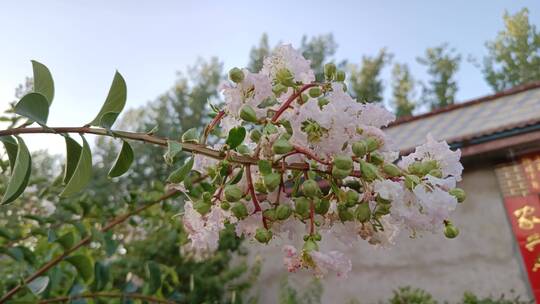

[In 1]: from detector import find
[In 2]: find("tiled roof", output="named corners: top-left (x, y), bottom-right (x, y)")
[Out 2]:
top-left (386, 82), bottom-right (540, 152)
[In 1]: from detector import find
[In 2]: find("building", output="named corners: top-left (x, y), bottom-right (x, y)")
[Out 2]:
top-left (251, 82), bottom-right (540, 303)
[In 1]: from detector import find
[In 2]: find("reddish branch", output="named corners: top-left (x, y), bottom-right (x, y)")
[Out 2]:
top-left (271, 83), bottom-right (318, 123)
top-left (293, 145), bottom-right (331, 166)
top-left (244, 165), bottom-right (268, 229)
top-left (202, 110), bottom-right (225, 144)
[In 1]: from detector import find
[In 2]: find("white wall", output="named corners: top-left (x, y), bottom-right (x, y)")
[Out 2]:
top-left (246, 168), bottom-right (531, 303)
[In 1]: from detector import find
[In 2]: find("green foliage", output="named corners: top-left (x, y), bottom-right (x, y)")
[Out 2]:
top-left (278, 277), bottom-right (323, 304)
top-left (483, 8), bottom-right (540, 92)
top-left (89, 71), bottom-right (127, 128)
top-left (300, 34), bottom-right (338, 81)
top-left (108, 140), bottom-right (134, 178)
top-left (417, 43), bottom-right (461, 110)
top-left (391, 63), bottom-right (416, 117)
top-left (388, 286), bottom-right (437, 304)
top-left (349, 48), bottom-right (392, 103)
top-left (248, 33), bottom-right (271, 72)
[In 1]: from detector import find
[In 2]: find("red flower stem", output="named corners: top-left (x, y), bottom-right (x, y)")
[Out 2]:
top-left (271, 83), bottom-right (318, 123)
top-left (245, 165), bottom-right (268, 229)
top-left (293, 145), bottom-right (331, 165)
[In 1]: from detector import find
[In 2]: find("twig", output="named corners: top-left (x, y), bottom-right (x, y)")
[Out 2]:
top-left (38, 292), bottom-right (178, 304)
top-left (271, 83), bottom-right (318, 123)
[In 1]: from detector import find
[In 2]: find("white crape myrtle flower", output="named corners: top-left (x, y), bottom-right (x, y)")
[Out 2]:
top-left (179, 43), bottom-right (465, 277)
top-left (399, 134), bottom-right (463, 181)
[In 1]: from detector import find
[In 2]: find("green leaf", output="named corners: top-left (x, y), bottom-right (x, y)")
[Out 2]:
top-left (0, 136), bottom-right (18, 172)
top-left (31, 60), bottom-right (54, 104)
top-left (63, 136), bottom-right (82, 184)
top-left (93, 261), bottom-right (109, 291)
top-left (89, 71), bottom-right (127, 128)
top-left (60, 135), bottom-right (92, 198)
top-left (0, 228), bottom-right (13, 240)
top-left (65, 255), bottom-right (94, 283)
top-left (181, 128), bottom-right (199, 143)
top-left (1, 136), bottom-right (31, 205)
top-left (163, 140), bottom-right (182, 166)
top-left (108, 140), bottom-right (134, 178)
top-left (14, 92), bottom-right (49, 125)
top-left (146, 261), bottom-right (162, 294)
top-left (167, 157), bottom-right (194, 183)
top-left (27, 276), bottom-right (49, 295)
top-left (226, 126), bottom-right (246, 149)
top-left (258, 160), bottom-right (272, 175)
top-left (56, 232), bottom-right (75, 251)
top-left (103, 231), bottom-right (118, 257)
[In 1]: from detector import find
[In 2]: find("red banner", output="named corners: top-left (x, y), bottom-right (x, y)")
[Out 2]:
top-left (496, 154), bottom-right (540, 302)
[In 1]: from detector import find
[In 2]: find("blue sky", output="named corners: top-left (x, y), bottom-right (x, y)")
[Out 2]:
top-left (1, 0), bottom-right (539, 153)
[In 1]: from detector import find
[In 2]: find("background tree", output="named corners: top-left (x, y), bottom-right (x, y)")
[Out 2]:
top-left (349, 48), bottom-right (392, 103)
top-left (248, 33), bottom-right (271, 72)
top-left (300, 34), bottom-right (338, 81)
top-left (417, 43), bottom-right (461, 110)
top-left (483, 8), bottom-right (540, 92)
top-left (391, 63), bottom-right (416, 118)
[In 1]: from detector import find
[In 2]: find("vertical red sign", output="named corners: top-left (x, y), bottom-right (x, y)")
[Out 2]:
top-left (495, 154), bottom-right (540, 302)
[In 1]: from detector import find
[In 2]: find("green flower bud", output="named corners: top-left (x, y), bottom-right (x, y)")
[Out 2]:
top-left (254, 180), bottom-right (267, 193)
top-left (428, 169), bottom-right (443, 178)
top-left (324, 63), bottom-right (337, 80)
top-left (369, 152), bottom-right (384, 165)
top-left (255, 228), bottom-right (273, 244)
top-left (333, 155), bottom-right (353, 171)
top-left (263, 173), bottom-right (281, 192)
top-left (423, 160), bottom-right (439, 172)
top-left (449, 188), bottom-right (466, 203)
top-left (374, 203), bottom-right (391, 216)
top-left (302, 179), bottom-right (321, 198)
top-left (308, 87), bottom-right (322, 98)
top-left (294, 197), bottom-right (310, 219)
top-left (365, 137), bottom-right (380, 152)
top-left (404, 174), bottom-right (421, 190)
top-left (276, 68), bottom-right (295, 87)
top-left (231, 202), bottom-right (248, 219)
top-left (240, 105), bottom-right (258, 123)
top-left (444, 223), bottom-right (459, 239)
top-left (229, 67), bottom-right (244, 83)
top-left (355, 202), bottom-right (371, 223)
top-left (314, 199), bottom-right (330, 215)
top-left (408, 161), bottom-right (423, 176)
top-left (360, 160), bottom-right (380, 182)
top-left (300, 94), bottom-right (309, 105)
top-left (338, 205), bottom-right (354, 222)
top-left (303, 239), bottom-right (319, 252)
top-left (318, 97), bottom-right (329, 109)
top-left (276, 205), bottom-right (292, 220)
top-left (250, 129), bottom-right (262, 143)
top-left (272, 83), bottom-right (287, 96)
top-left (194, 201), bottom-right (211, 215)
top-left (383, 163), bottom-right (402, 177)
top-left (336, 70), bottom-right (346, 82)
top-left (221, 201), bottom-right (230, 210)
top-left (313, 233), bottom-right (322, 241)
top-left (352, 140), bottom-right (368, 157)
top-left (224, 185), bottom-right (243, 202)
top-left (263, 209), bottom-right (277, 221)
top-left (346, 190), bottom-right (359, 207)
top-left (272, 138), bottom-right (293, 154)
top-left (332, 166), bottom-right (351, 179)
top-left (237, 144), bottom-right (251, 155)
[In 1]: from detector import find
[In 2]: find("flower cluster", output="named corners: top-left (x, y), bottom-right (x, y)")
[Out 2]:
top-left (173, 44), bottom-right (465, 278)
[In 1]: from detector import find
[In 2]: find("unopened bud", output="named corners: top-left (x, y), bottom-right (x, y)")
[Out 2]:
top-left (408, 161), bottom-right (423, 176)
top-left (334, 155), bottom-right (353, 171)
top-left (276, 205), bottom-right (292, 220)
top-left (346, 190), bottom-right (359, 207)
top-left (332, 166), bottom-right (351, 179)
top-left (318, 97), bottom-right (329, 109)
top-left (444, 222), bottom-right (459, 239)
top-left (272, 83), bottom-right (287, 96)
top-left (194, 201), bottom-right (211, 215)
top-left (263, 209), bottom-right (277, 221)
top-left (302, 179), bottom-right (321, 198)
top-left (449, 188), bottom-right (466, 203)
top-left (229, 67), bottom-right (244, 83)
top-left (360, 160), bottom-right (380, 182)
top-left (231, 202), bottom-right (248, 219)
top-left (314, 199), bottom-right (330, 215)
top-left (224, 185), bottom-right (243, 202)
top-left (338, 205), bottom-right (354, 222)
top-left (369, 152), bottom-right (384, 165)
top-left (272, 138), bottom-right (293, 154)
top-left (308, 87), bottom-right (322, 98)
top-left (428, 169), bottom-right (443, 178)
top-left (294, 197), bottom-right (310, 219)
top-left (250, 129), bottom-right (261, 143)
top-left (303, 239), bottom-right (319, 252)
top-left (255, 228), bottom-right (273, 244)
top-left (383, 163), bottom-right (402, 177)
top-left (263, 173), bottom-right (281, 192)
top-left (221, 201), bottom-right (230, 210)
top-left (365, 137), bottom-right (380, 152)
top-left (324, 63), bottom-right (337, 80)
top-left (355, 202), bottom-right (371, 223)
top-left (336, 70), bottom-right (346, 82)
top-left (240, 105), bottom-right (258, 123)
top-left (352, 141), bottom-right (368, 157)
